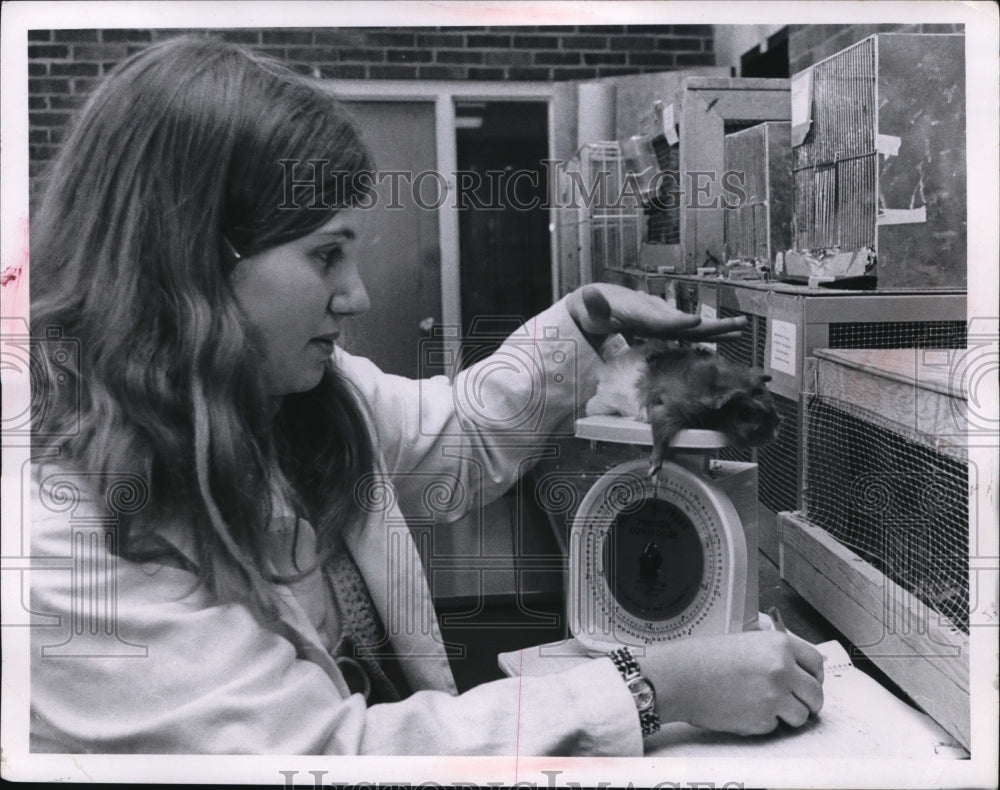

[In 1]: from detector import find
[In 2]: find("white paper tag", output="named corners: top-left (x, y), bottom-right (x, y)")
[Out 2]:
top-left (769, 319), bottom-right (797, 376)
top-left (662, 103), bottom-right (679, 146)
top-left (875, 133), bottom-right (901, 158)
top-left (877, 206), bottom-right (927, 226)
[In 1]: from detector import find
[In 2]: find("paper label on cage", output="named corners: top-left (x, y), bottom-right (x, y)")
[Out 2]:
top-left (790, 71), bottom-right (812, 147)
top-left (876, 134), bottom-right (901, 158)
top-left (877, 207), bottom-right (927, 226)
top-left (769, 319), bottom-right (797, 376)
top-left (662, 103), bottom-right (679, 146)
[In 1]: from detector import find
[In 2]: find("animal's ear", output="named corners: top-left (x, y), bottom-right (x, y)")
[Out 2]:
top-left (761, 374), bottom-right (772, 383)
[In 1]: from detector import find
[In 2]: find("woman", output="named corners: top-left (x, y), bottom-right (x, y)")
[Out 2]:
top-left (29, 36), bottom-right (823, 755)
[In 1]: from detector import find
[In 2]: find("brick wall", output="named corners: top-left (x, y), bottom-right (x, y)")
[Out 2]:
top-left (27, 25), bottom-right (714, 196)
top-left (788, 23), bottom-right (963, 74)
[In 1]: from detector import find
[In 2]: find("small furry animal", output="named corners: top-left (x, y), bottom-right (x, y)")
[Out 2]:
top-left (586, 342), bottom-right (779, 478)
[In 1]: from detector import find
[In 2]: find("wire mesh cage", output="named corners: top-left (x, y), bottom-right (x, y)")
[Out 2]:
top-left (622, 78), bottom-right (790, 275)
top-left (793, 37), bottom-right (877, 253)
top-left (647, 134), bottom-right (681, 246)
top-left (715, 305), bottom-right (767, 465)
top-left (782, 346), bottom-right (972, 749)
top-left (578, 142), bottom-right (644, 283)
top-left (724, 122), bottom-right (792, 268)
top-left (827, 321), bottom-right (967, 349)
top-left (757, 314), bottom-right (966, 518)
top-left (757, 392), bottom-right (804, 516)
top-left (678, 277), bottom-right (966, 561)
top-left (803, 395), bottom-right (968, 632)
top-left (790, 34), bottom-right (966, 289)
top-left (716, 305), bottom-right (763, 369)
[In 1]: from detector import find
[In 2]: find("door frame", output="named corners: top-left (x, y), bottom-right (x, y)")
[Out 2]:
top-left (325, 80), bottom-right (555, 369)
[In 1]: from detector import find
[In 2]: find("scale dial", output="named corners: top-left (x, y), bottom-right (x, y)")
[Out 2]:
top-left (568, 458), bottom-right (748, 652)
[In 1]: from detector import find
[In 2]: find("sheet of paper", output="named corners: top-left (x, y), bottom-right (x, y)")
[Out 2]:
top-left (769, 318), bottom-right (797, 376)
top-left (498, 639), bottom-right (965, 759)
top-left (645, 640), bottom-right (963, 758)
top-left (662, 103), bottom-right (679, 146)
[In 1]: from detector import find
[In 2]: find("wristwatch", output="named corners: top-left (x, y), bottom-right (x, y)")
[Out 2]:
top-left (609, 646), bottom-right (661, 737)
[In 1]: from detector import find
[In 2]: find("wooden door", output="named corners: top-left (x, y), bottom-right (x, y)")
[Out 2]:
top-left (338, 100), bottom-right (443, 379)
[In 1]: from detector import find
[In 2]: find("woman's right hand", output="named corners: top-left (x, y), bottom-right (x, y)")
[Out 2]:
top-left (637, 630), bottom-right (825, 735)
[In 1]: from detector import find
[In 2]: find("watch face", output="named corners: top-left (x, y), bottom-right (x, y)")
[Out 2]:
top-left (630, 678), bottom-right (656, 709)
top-left (603, 497), bottom-right (705, 622)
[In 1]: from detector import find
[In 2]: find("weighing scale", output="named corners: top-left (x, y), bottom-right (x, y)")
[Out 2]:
top-left (498, 417), bottom-right (967, 760)
top-left (565, 415), bottom-right (762, 654)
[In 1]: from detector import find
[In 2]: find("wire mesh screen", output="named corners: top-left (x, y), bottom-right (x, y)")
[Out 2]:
top-left (755, 316), bottom-right (768, 368)
top-left (758, 393), bottom-right (802, 514)
top-left (717, 309), bottom-right (766, 465)
top-left (717, 306), bottom-right (755, 368)
top-left (793, 37), bottom-right (878, 252)
top-left (829, 321), bottom-right (968, 349)
top-left (581, 142), bottom-right (642, 279)
top-left (647, 134), bottom-right (680, 245)
top-left (724, 126), bottom-right (769, 262)
top-left (716, 308), bottom-right (767, 369)
top-left (804, 396), bottom-right (969, 631)
top-left (719, 445), bottom-right (754, 463)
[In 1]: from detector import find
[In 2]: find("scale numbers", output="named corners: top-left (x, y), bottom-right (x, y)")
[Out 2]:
top-left (569, 458), bottom-right (748, 652)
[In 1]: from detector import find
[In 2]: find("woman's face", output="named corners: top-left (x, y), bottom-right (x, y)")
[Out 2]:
top-left (230, 209), bottom-right (370, 396)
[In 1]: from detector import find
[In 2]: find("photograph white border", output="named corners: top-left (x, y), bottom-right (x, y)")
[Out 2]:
top-left (2, 2), bottom-right (997, 786)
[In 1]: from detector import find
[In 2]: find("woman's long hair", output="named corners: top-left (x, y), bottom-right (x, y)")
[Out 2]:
top-left (31, 36), bottom-right (376, 622)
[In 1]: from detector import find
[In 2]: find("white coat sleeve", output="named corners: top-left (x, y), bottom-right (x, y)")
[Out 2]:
top-left (336, 297), bottom-right (604, 521)
top-left (29, 495), bottom-right (642, 756)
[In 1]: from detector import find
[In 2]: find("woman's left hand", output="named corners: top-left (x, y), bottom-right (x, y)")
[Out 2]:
top-left (566, 283), bottom-right (746, 342)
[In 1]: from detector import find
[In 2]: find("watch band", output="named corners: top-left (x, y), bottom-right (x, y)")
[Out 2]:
top-left (608, 646), bottom-right (661, 737)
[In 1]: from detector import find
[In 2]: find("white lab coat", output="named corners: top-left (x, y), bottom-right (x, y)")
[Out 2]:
top-left (28, 299), bottom-right (643, 755)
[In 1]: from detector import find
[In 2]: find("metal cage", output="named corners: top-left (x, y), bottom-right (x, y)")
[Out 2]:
top-left (781, 347), bottom-right (971, 750)
top-left (668, 275), bottom-right (966, 559)
top-left (790, 34), bottom-right (966, 289)
top-left (724, 122), bottom-right (792, 269)
top-left (575, 142), bottom-right (644, 284)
